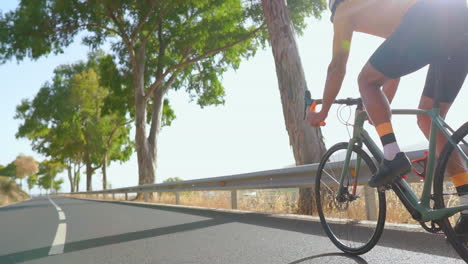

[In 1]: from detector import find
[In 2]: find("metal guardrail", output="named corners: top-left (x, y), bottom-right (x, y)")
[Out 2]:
top-left (62, 146), bottom-right (467, 221)
top-left (64, 148), bottom-right (442, 195)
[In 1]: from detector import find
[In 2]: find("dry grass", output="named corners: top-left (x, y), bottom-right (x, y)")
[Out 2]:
top-left (69, 181), bottom-right (459, 225)
top-left (0, 176), bottom-right (29, 206)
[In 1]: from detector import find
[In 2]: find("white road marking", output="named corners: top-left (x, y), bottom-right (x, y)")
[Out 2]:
top-left (48, 196), bottom-right (62, 211)
top-left (58, 211), bottom-right (66, 220)
top-left (48, 223), bottom-right (67, 255)
top-left (48, 196), bottom-right (67, 255)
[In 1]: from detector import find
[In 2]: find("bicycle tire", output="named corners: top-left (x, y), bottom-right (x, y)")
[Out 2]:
top-left (433, 122), bottom-right (468, 262)
top-left (315, 142), bottom-right (386, 255)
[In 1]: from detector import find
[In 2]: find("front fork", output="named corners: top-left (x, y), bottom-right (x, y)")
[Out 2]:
top-left (336, 111), bottom-right (367, 200)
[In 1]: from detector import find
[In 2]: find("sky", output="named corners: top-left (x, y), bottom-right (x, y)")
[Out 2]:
top-left (0, 1), bottom-right (466, 194)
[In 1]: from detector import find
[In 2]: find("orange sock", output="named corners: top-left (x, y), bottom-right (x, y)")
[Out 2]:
top-left (451, 172), bottom-right (468, 190)
top-left (451, 172), bottom-right (468, 214)
top-left (376, 122), bottom-right (400, 160)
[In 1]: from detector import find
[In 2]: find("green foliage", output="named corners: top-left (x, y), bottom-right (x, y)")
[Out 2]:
top-left (27, 174), bottom-right (38, 191)
top-left (38, 174), bottom-right (52, 190)
top-left (53, 178), bottom-right (64, 192)
top-left (37, 160), bottom-right (65, 191)
top-left (162, 99), bottom-right (176, 127)
top-left (163, 177), bottom-right (183, 183)
top-left (0, 0), bottom-right (324, 112)
top-left (0, 162), bottom-right (16, 178)
top-left (15, 52), bottom-right (134, 189)
top-left (2, 0), bottom-right (325, 186)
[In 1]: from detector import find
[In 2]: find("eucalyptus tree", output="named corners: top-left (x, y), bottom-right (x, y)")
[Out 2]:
top-left (15, 54), bottom-right (133, 191)
top-left (1, 1), bottom-right (322, 200)
top-left (261, 0), bottom-right (326, 214)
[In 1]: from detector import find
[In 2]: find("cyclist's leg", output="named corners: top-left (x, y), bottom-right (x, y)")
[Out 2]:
top-left (361, 0), bottom-right (466, 187)
top-left (359, 1), bottom-right (437, 186)
top-left (418, 58), bottom-right (468, 218)
top-left (417, 59), bottom-right (467, 161)
top-left (417, 95), bottom-right (451, 155)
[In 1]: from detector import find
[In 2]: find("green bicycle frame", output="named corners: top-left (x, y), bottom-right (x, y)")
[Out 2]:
top-left (337, 106), bottom-right (468, 222)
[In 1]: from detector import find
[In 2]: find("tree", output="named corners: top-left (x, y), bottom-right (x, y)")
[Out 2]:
top-left (13, 154), bottom-right (39, 189)
top-left (0, 162), bottom-right (16, 178)
top-left (0, 1), bottom-right (321, 200)
top-left (261, 0), bottom-right (326, 214)
top-left (37, 160), bottom-right (65, 194)
top-left (15, 53), bottom-right (133, 191)
top-left (38, 174), bottom-right (51, 195)
top-left (27, 173), bottom-right (38, 195)
top-left (163, 177), bottom-right (183, 183)
top-left (52, 178), bottom-right (64, 193)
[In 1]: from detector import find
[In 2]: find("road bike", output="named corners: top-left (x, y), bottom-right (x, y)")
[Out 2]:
top-left (304, 91), bottom-right (468, 261)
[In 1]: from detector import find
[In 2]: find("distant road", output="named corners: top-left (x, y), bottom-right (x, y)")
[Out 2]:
top-left (0, 197), bottom-right (464, 264)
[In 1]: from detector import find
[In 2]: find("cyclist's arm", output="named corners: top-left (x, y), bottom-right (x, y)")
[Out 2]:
top-left (320, 18), bottom-right (354, 116)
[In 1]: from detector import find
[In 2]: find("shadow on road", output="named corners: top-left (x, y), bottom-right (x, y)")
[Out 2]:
top-left (288, 253), bottom-right (368, 264)
top-left (0, 197), bottom-right (458, 263)
top-left (0, 216), bottom-right (231, 263)
top-left (96, 199), bottom-right (458, 259)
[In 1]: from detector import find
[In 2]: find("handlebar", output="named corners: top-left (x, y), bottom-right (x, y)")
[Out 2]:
top-left (304, 90), bottom-right (363, 126)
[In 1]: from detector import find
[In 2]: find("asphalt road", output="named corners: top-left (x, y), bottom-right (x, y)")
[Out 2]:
top-left (0, 197), bottom-right (464, 264)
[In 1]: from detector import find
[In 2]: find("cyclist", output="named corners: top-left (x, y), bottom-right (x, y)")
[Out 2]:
top-left (308, 0), bottom-right (467, 232)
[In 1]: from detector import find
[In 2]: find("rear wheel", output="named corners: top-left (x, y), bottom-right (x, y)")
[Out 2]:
top-left (315, 142), bottom-right (386, 255)
top-left (433, 122), bottom-right (468, 262)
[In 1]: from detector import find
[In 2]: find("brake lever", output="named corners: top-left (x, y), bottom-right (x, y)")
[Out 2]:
top-left (303, 90), bottom-right (325, 126)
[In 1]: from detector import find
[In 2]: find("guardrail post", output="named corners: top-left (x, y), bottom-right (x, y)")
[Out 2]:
top-left (231, 190), bottom-right (238, 209)
top-left (175, 192), bottom-right (180, 205)
top-left (364, 185), bottom-right (377, 221)
top-left (144, 192), bottom-right (149, 202)
top-left (125, 193), bottom-right (128, 201)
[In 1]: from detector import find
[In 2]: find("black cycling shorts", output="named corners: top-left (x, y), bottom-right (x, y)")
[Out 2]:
top-left (369, 0), bottom-right (468, 103)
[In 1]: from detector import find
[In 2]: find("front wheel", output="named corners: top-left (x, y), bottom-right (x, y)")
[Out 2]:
top-left (433, 122), bottom-right (468, 262)
top-left (315, 142), bottom-right (386, 255)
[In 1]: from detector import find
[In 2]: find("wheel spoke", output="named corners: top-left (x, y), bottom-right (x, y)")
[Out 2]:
top-left (316, 143), bottom-right (385, 254)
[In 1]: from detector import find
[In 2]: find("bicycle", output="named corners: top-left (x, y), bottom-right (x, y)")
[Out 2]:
top-left (304, 90), bottom-right (468, 260)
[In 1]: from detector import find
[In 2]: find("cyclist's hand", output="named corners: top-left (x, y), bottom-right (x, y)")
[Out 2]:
top-left (307, 110), bottom-right (327, 127)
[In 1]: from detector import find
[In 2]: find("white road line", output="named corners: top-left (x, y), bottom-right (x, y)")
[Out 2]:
top-left (48, 196), bottom-right (62, 211)
top-left (48, 196), bottom-right (67, 255)
top-left (48, 223), bottom-right (67, 255)
top-left (58, 211), bottom-right (66, 220)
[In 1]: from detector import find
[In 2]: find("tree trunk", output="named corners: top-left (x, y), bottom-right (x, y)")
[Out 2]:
top-left (133, 47), bottom-right (159, 200)
top-left (102, 154), bottom-right (107, 190)
top-left (67, 164), bottom-right (75, 192)
top-left (73, 163), bottom-right (80, 192)
top-left (85, 152), bottom-right (93, 191)
top-left (261, 0), bottom-right (326, 215)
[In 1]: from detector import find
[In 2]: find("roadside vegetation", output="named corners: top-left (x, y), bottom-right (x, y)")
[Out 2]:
top-left (74, 182), bottom-right (433, 225)
top-left (0, 154), bottom-right (64, 201)
top-left (1, 0), bottom-right (326, 210)
top-left (0, 176), bottom-right (29, 206)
